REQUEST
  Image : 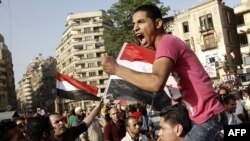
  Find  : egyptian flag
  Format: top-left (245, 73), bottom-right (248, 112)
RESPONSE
top-left (104, 43), bottom-right (172, 110)
top-left (56, 72), bottom-right (100, 100)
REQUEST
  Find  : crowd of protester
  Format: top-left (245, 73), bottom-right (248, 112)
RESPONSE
top-left (3, 3), bottom-right (250, 141)
top-left (1, 81), bottom-right (250, 141)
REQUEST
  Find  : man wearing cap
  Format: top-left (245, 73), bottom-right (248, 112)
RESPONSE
top-left (72, 107), bottom-right (86, 127)
top-left (132, 111), bottom-right (148, 136)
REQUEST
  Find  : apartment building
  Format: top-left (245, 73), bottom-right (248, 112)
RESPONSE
top-left (0, 34), bottom-right (16, 111)
top-left (16, 54), bottom-right (56, 113)
top-left (56, 10), bottom-right (111, 110)
top-left (164, 0), bottom-right (242, 84)
top-left (234, 0), bottom-right (250, 85)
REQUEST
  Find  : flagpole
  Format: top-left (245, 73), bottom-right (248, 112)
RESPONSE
top-left (103, 43), bottom-right (128, 100)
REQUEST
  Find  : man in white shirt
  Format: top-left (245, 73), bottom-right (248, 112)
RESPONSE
top-left (122, 116), bottom-right (149, 141)
top-left (223, 95), bottom-right (242, 125)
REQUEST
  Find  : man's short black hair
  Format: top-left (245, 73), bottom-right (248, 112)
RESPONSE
top-left (133, 4), bottom-right (163, 21)
top-left (26, 116), bottom-right (51, 141)
top-left (223, 94), bottom-right (236, 105)
top-left (0, 120), bottom-right (17, 141)
top-left (160, 104), bottom-right (191, 135)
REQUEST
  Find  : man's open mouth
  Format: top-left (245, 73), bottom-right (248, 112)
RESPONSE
top-left (135, 33), bottom-right (145, 44)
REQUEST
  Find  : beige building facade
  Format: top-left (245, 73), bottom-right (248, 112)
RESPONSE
top-left (235, 0), bottom-right (250, 85)
top-left (16, 54), bottom-right (56, 113)
top-left (0, 34), bottom-right (16, 111)
top-left (165, 0), bottom-right (242, 84)
top-left (56, 10), bottom-right (111, 110)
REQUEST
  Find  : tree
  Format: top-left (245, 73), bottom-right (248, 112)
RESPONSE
top-left (104, 0), bottom-right (169, 57)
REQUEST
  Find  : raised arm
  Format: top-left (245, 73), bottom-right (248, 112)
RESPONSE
top-left (54, 96), bottom-right (60, 114)
top-left (82, 99), bottom-right (103, 127)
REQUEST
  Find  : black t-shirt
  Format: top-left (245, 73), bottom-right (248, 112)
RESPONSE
top-left (61, 122), bottom-right (88, 141)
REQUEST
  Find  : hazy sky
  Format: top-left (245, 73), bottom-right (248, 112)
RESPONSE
top-left (0, 0), bottom-right (240, 86)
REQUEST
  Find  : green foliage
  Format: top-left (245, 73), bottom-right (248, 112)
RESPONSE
top-left (104, 0), bottom-right (169, 57)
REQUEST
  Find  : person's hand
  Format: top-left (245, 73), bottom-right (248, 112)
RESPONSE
top-left (54, 96), bottom-right (59, 104)
top-left (96, 98), bottom-right (104, 110)
top-left (102, 56), bottom-right (119, 75)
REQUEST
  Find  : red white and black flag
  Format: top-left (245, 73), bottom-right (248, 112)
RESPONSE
top-left (104, 43), bottom-right (178, 110)
top-left (56, 72), bottom-right (100, 100)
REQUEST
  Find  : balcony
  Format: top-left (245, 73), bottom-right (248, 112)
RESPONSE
top-left (83, 30), bottom-right (103, 34)
top-left (0, 75), bottom-right (7, 80)
top-left (199, 25), bottom-right (214, 33)
top-left (95, 41), bottom-right (104, 48)
top-left (75, 58), bottom-right (102, 64)
top-left (0, 67), bottom-right (5, 72)
top-left (24, 87), bottom-right (32, 92)
top-left (24, 92), bottom-right (32, 97)
top-left (26, 96), bottom-right (32, 100)
top-left (24, 83), bottom-right (31, 88)
top-left (201, 43), bottom-right (218, 51)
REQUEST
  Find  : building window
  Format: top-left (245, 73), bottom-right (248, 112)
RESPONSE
top-left (90, 81), bottom-right (97, 86)
top-left (98, 70), bottom-right (103, 75)
top-left (101, 88), bottom-right (105, 93)
top-left (236, 14), bottom-right (244, 26)
top-left (224, 11), bottom-right (231, 24)
top-left (74, 45), bottom-right (83, 50)
top-left (93, 27), bottom-right (100, 32)
top-left (87, 54), bottom-right (94, 58)
top-left (86, 44), bottom-right (94, 50)
top-left (207, 14), bottom-right (213, 28)
top-left (244, 56), bottom-right (250, 65)
top-left (88, 63), bottom-right (95, 68)
top-left (199, 13), bottom-right (214, 32)
top-left (182, 22), bottom-right (189, 33)
top-left (80, 72), bottom-right (86, 78)
top-left (97, 62), bottom-right (101, 67)
top-left (84, 27), bottom-right (91, 33)
top-left (202, 33), bottom-right (217, 50)
top-left (96, 53), bottom-right (102, 58)
top-left (239, 33), bottom-right (248, 47)
top-left (94, 36), bottom-right (101, 41)
top-left (85, 36), bottom-right (92, 41)
top-left (81, 64), bottom-right (85, 68)
top-left (80, 55), bottom-right (85, 59)
top-left (100, 79), bottom-right (105, 85)
top-left (206, 57), bottom-right (215, 64)
top-left (89, 72), bottom-right (96, 76)
top-left (227, 30), bottom-right (232, 43)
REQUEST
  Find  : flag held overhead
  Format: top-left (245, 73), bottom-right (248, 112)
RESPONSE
top-left (56, 72), bottom-right (100, 100)
top-left (104, 43), bottom-right (176, 110)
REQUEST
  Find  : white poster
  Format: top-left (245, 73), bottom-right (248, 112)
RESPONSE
top-left (204, 63), bottom-right (217, 78)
